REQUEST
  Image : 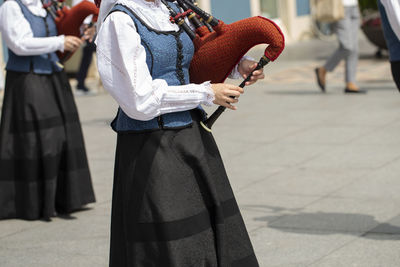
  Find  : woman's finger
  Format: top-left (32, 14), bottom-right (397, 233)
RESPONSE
top-left (220, 101), bottom-right (236, 110)
top-left (229, 85), bottom-right (244, 94)
top-left (226, 89), bottom-right (241, 98)
top-left (250, 73), bottom-right (265, 80)
top-left (223, 96), bottom-right (238, 103)
top-left (252, 70), bottom-right (264, 76)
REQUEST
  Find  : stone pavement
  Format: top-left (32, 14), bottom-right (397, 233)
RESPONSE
top-left (1, 35), bottom-right (400, 267)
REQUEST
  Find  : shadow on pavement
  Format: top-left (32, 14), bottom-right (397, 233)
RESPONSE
top-left (244, 204), bottom-right (400, 240)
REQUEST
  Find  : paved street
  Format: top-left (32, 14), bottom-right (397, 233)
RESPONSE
top-left (1, 35), bottom-right (400, 267)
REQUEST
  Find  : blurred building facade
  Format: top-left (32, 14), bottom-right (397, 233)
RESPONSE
top-left (198, 0), bottom-right (313, 43)
top-left (0, 0), bottom-right (314, 69)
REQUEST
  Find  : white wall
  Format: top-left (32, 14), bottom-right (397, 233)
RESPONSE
top-left (276, 0), bottom-right (312, 43)
top-left (250, 0), bottom-right (260, 17)
top-left (197, 0), bottom-right (211, 13)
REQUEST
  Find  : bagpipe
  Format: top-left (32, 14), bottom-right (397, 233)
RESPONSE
top-left (162, 0), bottom-right (286, 131)
top-left (43, 0), bottom-right (99, 63)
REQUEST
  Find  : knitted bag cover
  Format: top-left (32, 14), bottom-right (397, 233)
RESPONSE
top-left (55, 0), bottom-right (99, 61)
top-left (189, 16), bottom-right (285, 84)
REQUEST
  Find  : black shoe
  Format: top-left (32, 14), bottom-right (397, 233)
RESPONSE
top-left (75, 85), bottom-right (96, 96)
top-left (315, 68), bottom-right (326, 92)
top-left (76, 85), bottom-right (90, 92)
top-left (344, 88), bottom-right (367, 94)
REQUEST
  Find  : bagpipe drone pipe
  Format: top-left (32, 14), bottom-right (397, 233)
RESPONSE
top-left (43, 0), bottom-right (99, 63)
top-left (163, 0), bottom-right (286, 131)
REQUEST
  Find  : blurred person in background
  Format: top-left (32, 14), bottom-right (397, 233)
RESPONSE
top-left (73, 0), bottom-right (97, 95)
top-left (378, 0), bottom-right (400, 92)
top-left (315, 0), bottom-right (366, 93)
top-left (0, 0), bottom-right (95, 221)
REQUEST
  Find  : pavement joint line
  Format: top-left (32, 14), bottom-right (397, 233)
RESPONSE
top-left (236, 169), bottom-right (287, 193)
top-left (267, 115), bottom-right (400, 170)
top-left (362, 214), bottom-right (400, 236)
top-left (220, 104), bottom-right (400, 214)
top-left (340, 116), bottom-right (400, 146)
top-left (254, 225), bottom-right (375, 235)
top-left (225, 122), bottom-right (323, 147)
top-left (307, 214), bottom-right (400, 267)
top-left (249, 152), bottom-right (400, 238)
top-left (247, 169), bottom-right (371, 236)
top-left (242, 192), bottom-right (361, 200)
top-left (306, 234), bottom-right (369, 266)
top-left (0, 223), bottom-right (43, 241)
top-left (225, 119), bottom-right (335, 166)
top-left (93, 199), bottom-right (112, 206)
top-left (235, 141), bottom-right (375, 193)
top-left (1, 235), bottom-right (110, 250)
top-left (373, 153), bottom-right (400, 170)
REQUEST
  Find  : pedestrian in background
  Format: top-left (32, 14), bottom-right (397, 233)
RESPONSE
top-left (0, 0), bottom-right (95, 221)
top-left (315, 0), bottom-right (366, 93)
top-left (378, 0), bottom-right (400, 92)
top-left (73, 0), bottom-right (97, 95)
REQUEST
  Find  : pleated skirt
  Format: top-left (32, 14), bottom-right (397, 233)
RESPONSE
top-left (0, 71), bottom-right (95, 220)
top-left (110, 110), bottom-right (259, 267)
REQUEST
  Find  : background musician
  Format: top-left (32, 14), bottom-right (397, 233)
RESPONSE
top-left (73, 0), bottom-right (98, 95)
top-left (0, 0), bottom-right (96, 221)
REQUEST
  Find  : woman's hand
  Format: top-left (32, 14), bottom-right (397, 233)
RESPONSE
top-left (82, 24), bottom-right (96, 42)
top-left (64, 36), bottom-right (84, 52)
top-left (238, 59), bottom-right (265, 86)
top-left (211, 83), bottom-right (244, 110)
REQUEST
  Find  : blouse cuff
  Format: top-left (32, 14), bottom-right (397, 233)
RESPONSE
top-left (58, 35), bottom-right (65, 53)
top-left (201, 81), bottom-right (215, 106)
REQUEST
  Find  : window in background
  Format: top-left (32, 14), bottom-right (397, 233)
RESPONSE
top-left (296, 0), bottom-right (310, 16)
top-left (260, 0), bottom-right (279, 19)
top-left (211, 0), bottom-right (251, 24)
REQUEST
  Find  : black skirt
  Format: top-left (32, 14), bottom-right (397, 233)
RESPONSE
top-left (0, 71), bottom-right (95, 220)
top-left (110, 110), bottom-right (259, 267)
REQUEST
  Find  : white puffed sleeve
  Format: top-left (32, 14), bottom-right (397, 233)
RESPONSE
top-left (96, 12), bottom-right (214, 121)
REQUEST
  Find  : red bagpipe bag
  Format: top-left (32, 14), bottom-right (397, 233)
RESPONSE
top-left (55, 0), bottom-right (99, 61)
top-left (189, 16), bottom-right (285, 84)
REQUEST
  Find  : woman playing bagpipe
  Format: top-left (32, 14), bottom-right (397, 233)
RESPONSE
top-left (95, 0), bottom-right (274, 265)
top-left (0, 0), bottom-right (96, 221)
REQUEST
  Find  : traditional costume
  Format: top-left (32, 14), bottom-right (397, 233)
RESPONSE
top-left (0, 0), bottom-right (95, 220)
top-left (96, 0), bottom-right (259, 266)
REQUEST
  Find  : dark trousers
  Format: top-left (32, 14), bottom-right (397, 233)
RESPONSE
top-left (391, 61), bottom-right (400, 92)
top-left (76, 41), bottom-right (96, 88)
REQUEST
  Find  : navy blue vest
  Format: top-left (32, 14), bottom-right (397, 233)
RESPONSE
top-left (109, 4), bottom-right (206, 132)
top-left (6, 0), bottom-right (62, 74)
top-left (378, 1), bottom-right (400, 62)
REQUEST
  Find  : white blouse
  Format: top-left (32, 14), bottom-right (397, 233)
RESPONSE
top-left (381, 0), bottom-right (400, 41)
top-left (96, 0), bottom-right (218, 121)
top-left (0, 0), bottom-right (65, 56)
